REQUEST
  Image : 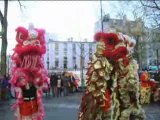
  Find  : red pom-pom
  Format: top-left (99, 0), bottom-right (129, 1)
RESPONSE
top-left (103, 50), bottom-right (113, 59)
top-left (103, 46), bottom-right (128, 61)
top-left (105, 33), bottom-right (119, 45)
top-left (103, 33), bottom-right (120, 50)
top-left (111, 46), bottom-right (128, 61)
top-left (94, 32), bottom-right (106, 42)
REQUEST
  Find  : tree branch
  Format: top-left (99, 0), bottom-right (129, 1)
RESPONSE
top-left (0, 10), bottom-right (3, 22)
top-left (4, 0), bottom-right (8, 20)
top-left (17, 0), bottom-right (25, 12)
top-left (0, 10), bottom-right (3, 27)
top-left (153, 17), bottom-right (160, 28)
top-left (153, 0), bottom-right (160, 10)
top-left (140, 0), bottom-right (160, 10)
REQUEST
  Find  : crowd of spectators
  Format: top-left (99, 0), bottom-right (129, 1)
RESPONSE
top-left (0, 74), bottom-right (14, 100)
top-left (44, 71), bottom-right (80, 97)
top-left (0, 70), bottom-right (80, 101)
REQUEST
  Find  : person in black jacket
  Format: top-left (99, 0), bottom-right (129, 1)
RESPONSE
top-left (50, 73), bottom-right (58, 97)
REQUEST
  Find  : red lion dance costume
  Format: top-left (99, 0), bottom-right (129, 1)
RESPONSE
top-left (78, 32), bottom-right (145, 120)
top-left (10, 24), bottom-right (48, 120)
top-left (140, 71), bottom-right (155, 104)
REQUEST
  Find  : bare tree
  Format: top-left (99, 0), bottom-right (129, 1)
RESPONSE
top-left (100, 1), bottom-right (159, 68)
top-left (0, 0), bottom-right (8, 76)
top-left (109, 1), bottom-right (145, 69)
top-left (0, 0), bottom-right (24, 76)
top-left (140, 0), bottom-right (160, 28)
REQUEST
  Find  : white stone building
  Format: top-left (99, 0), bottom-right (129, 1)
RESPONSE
top-left (43, 38), bottom-right (96, 73)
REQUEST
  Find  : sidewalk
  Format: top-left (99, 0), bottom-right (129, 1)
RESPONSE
top-left (0, 93), bottom-right (160, 120)
top-left (143, 102), bottom-right (160, 120)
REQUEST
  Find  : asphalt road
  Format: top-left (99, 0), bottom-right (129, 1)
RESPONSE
top-left (0, 93), bottom-right (160, 120)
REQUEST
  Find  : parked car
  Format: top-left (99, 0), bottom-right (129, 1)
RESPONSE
top-left (148, 65), bottom-right (159, 72)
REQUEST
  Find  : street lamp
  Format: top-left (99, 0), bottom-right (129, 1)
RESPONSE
top-left (156, 49), bottom-right (159, 70)
top-left (47, 48), bottom-right (49, 70)
top-left (100, 0), bottom-right (103, 32)
top-left (47, 39), bottom-right (52, 70)
top-left (8, 54), bottom-right (11, 75)
top-left (80, 43), bottom-right (85, 89)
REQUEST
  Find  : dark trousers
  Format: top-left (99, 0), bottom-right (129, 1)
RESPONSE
top-left (57, 87), bottom-right (61, 97)
top-left (64, 86), bottom-right (69, 96)
top-left (52, 86), bottom-right (58, 97)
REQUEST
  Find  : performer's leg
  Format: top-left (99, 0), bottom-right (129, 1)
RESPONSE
top-left (51, 87), bottom-right (54, 97)
top-left (54, 87), bottom-right (58, 97)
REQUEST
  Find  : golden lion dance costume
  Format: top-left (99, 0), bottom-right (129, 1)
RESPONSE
top-left (140, 71), bottom-right (155, 104)
top-left (10, 24), bottom-right (48, 120)
top-left (78, 32), bottom-right (145, 120)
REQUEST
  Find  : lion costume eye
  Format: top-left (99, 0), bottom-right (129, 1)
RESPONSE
top-left (34, 40), bottom-right (40, 46)
top-left (18, 77), bottom-right (25, 81)
top-left (23, 40), bottom-right (31, 46)
top-left (108, 38), bottom-right (114, 44)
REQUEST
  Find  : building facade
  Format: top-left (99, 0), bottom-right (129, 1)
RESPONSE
top-left (43, 39), bottom-right (96, 73)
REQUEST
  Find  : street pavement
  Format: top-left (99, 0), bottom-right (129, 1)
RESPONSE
top-left (0, 93), bottom-right (160, 120)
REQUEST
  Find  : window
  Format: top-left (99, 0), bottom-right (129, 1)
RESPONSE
top-left (64, 43), bottom-right (68, 51)
top-left (64, 43), bottom-right (68, 55)
top-left (73, 56), bottom-right (76, 69)
top-left (82, 43), bottom-right (84, 50)
top-left (55, 51), bottom-right (59, 56)
top-left (55, 43), bottom-right (59, 55)
top-left (89, 43), bottom-right (93, 60)
top-left (64, 56), bottom-right (67, 69)
top-left (72, 43), bottom-right (76, 53)
top-left (55, 43), bottom-right (59, 50)
top-left (55, 58), bottom-right (59, 68)
top-left (73, 56), bottom-right (76, 60)
top-left (73, 56), bottom-right (76, 62)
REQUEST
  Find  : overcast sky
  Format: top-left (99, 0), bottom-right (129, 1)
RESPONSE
top-left (0, 1), bottom-right (138, 54)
